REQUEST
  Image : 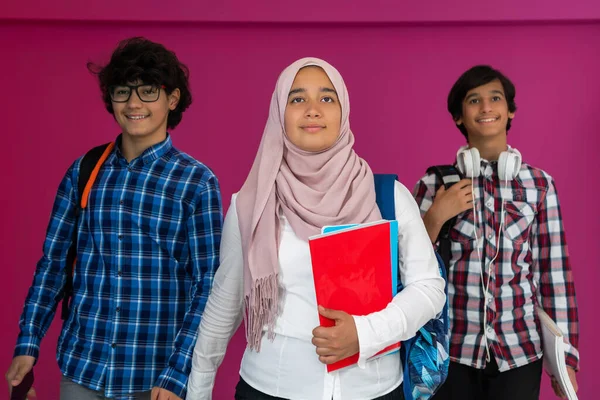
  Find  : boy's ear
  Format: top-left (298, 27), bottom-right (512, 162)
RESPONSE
top-left (455, 116), bottom-right (463, 126)
top-left (168, 88), bottom-right (181, 110)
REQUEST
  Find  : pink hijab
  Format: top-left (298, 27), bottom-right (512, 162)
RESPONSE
top-left (236, 57), bottom-right (381, 351)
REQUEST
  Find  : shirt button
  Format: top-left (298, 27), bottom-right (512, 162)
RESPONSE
top-left (488, 233), bottom-right (493, 239)
top-left (116, 307), bottom-right (121, 313)
top-left (111, 343), bottom-right (117, 348)
top-left (486, 201), bottom-right (492, 207)
top-left (487, 326), bottom-right (494, 334)
top-left (117, 270), bottom-right (123, 277)
top-left (118, 235), bottom-right (123, 240)
top-left (120, 200), bottom-right (124, 205)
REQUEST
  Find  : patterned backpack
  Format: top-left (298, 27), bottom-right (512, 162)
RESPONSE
top-left (373, 174), bottom-right (450, 400)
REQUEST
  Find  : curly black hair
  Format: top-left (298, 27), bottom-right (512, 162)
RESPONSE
top-left (88, 37), bottom-right (192, 129)
top-left (447, 65), bottom-right (517, 140)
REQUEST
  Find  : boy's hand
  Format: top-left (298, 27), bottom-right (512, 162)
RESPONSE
top-left (429, 178), bottom-right (473, 224)
top-left (151, 387), bottom-right (182, 400)
top-left (550, 366), bottom-right (578, 399)
top-left (423, 179), bottom-right (473, 242)
top-left (5, 356), bottom-right (36, 398)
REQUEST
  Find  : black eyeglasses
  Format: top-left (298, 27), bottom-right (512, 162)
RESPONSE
top-left (108, 84), bottom-right (166, 103)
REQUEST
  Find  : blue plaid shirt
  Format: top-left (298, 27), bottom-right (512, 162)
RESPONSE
top-left (15, 135), bottom-right (223, 399)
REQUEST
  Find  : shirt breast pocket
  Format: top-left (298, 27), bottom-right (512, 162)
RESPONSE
top-left (449, 209), bottom-right (479, 245)
top-left (503, 201), bottom-right (536, 244)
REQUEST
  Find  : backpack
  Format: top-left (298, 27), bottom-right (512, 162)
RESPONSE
top-left (373, 173), bottom-right (450, 400)
top-left (61, 142), bottom-right (114, 320)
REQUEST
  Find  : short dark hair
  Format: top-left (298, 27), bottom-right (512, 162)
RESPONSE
top-left (447, 65), bottom-right (516, 139)
top-left (88, 37), bottom-right (192, 129)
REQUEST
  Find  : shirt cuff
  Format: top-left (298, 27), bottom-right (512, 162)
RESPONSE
top-left (155, 366), bottom-right (188, 399)
top-left (564, 343), bottom-right (580, 371)
top-left (13, 335), bottom-right (41, 360)
top-left (353, 315), bottom-right (378, 369)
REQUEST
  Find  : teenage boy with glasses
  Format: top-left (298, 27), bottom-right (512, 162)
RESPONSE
top-left (6, 37), bottom-right (223, 400)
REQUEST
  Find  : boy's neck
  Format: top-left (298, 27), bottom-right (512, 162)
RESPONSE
top-left (121, 131), bottom-right (167, 162)
top-left (467, 133), bottom-right (508, 161)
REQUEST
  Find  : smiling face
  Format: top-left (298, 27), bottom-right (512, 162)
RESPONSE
top-left (111, 80), bottom-right (180, 142)
top-left (455, 79), bottom-right (515, 142)
top-left (283, 66), bottom-right (342, 152)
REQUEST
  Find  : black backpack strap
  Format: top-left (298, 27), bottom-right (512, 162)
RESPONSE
top-left (425, 165), bottom-right (462, 276)
top-left (426, 165), bottom-right (462, 189)
top-left (62, 142), bottom-right (112, 320)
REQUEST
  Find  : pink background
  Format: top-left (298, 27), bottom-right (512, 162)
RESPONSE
top-left (1, 2), bottom-right (599, 399)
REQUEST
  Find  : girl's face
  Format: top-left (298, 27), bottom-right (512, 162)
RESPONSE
top-left (284, 66), bottom-right (341, 152)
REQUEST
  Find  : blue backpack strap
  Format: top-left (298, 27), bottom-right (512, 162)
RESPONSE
top-left (374, 173), bottom-right (398, 221)
top-left (374, 173), bottom-right (402, 291)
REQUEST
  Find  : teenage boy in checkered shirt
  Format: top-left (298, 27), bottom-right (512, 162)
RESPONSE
top-left (6, 37), bottom-right (223, 400)
top-left (413, 65), bottom-right (579, 400)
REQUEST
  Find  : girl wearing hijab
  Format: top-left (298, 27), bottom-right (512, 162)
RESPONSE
top-left (187, 58), bottom-right (445, 400)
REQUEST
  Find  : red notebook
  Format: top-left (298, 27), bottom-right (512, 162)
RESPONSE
top-left (309, 220), bottom-right (400, 372)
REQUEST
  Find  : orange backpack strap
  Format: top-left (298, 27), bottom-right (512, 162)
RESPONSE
top-left (80, 142), bottom-right (115, 209)
top-left (62, 142), bottom-right (114, 320)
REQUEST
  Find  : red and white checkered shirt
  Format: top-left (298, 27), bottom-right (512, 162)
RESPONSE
top-left (413, 159), bottom-right (579, 372)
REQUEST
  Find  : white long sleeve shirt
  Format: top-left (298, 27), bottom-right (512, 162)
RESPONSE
top-left (188, 181), bottom-right (445, 400)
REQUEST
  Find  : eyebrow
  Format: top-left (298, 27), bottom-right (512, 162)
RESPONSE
top-left (288, 87), bottom-right (338, 97)
top-left (465, 89), bottom-right (505, 101)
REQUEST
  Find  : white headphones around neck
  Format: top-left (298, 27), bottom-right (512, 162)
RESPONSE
top-left (456, 145), bottom-right (522, 181)
top-left (455, 144), bottom-right (522, 363)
